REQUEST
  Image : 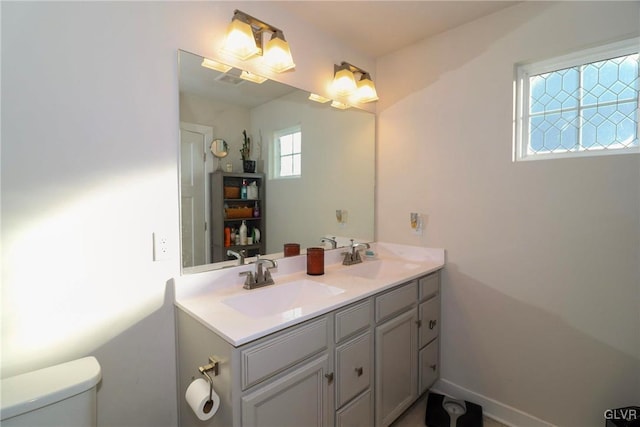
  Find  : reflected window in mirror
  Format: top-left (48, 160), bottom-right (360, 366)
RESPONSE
top-left (273, 125), bottom-right (302, 179)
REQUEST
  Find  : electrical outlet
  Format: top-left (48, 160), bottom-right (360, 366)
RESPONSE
top-left (153, 233), bottom-right (169, 261)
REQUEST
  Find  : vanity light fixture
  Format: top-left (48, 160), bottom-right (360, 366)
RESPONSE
top-left (356, 72), bottom-right (379, 103)
top-left (201, 58), bottom-right (232, 73)
top-left (331, 61), bottom-right (379, 103)
top-left (239, 70), bottom-right (267, 84)
top-left (331, 63), bottom-right (358, 97)
top-left (308, 93), bottom-right (331, 103)
top-left (221, 10), bottom-right (295, 73)
top-left (330, 100), bottom-right (351, 110)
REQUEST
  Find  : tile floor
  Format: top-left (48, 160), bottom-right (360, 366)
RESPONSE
top-left (391, 394), bottom-right (509, 427)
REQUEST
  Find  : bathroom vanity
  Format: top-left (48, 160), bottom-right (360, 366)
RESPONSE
top-left (173, 243), bottom-right (444, 427)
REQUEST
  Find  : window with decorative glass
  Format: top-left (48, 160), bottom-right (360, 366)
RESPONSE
top-left (514, 38), bottom-right (639, 161)
top-left (272, 126), bottom-right (302, 178)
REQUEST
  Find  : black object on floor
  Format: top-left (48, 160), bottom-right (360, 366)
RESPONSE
top-left (425, 392), bottom-right (483, 427)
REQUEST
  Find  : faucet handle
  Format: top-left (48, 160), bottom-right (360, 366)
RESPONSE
top-left (239, 271), bottom-right (255, 288)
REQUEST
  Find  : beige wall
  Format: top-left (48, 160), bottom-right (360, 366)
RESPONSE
top-left (376, 2), bottom-right (640, 425)
top-left (1, 2), bottom-right (372, 426)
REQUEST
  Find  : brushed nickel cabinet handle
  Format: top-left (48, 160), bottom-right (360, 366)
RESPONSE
top-left (429, 320), bottom-right (437, 330)
top-left (325, 372), bottom-right (334, 384)
top-left (355, 367), bottom-right (363, 377)
top-left (430, 364), bottom-right (437, 371)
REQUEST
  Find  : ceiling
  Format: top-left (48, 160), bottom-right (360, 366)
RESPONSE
top-left (274, 1), bottom-right (520, 58)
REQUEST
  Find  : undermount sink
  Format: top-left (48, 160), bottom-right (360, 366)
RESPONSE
top-left (222, 279), bottom-right (345, 318)
top-left (339, 259), bottom-right (422, 280)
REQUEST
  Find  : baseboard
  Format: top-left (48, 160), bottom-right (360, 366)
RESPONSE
top-left (431, 379), bottom-right (556, 427)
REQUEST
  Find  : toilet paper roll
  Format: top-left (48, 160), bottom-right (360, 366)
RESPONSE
top-left (185, 378), bottom-right (220, 421)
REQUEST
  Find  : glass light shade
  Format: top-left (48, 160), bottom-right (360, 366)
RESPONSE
top-left (263, 35), bottom-right (295, 72)
top-left (221, 19), bottom-right (260, 60)
top-left (201, 58), bottom-right (232, 73)
top-left (355, 76), bottom-right (379, 103)
top-left (330, 100), bottom-right (351, 110)
top-left (239, 70), bottom-right (267, 84)
top-left (308, 93), bottom-right (331, 103)
top-left (332, 68), bottom-right (357, 96)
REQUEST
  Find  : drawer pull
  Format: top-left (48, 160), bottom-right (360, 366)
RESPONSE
top-left (355, 367), bottom-right (363, 377)
top-left (325, 372), bottom-right (334, 384)
top-left (429, 320), bottom-right (437, 330)
top-left (430, 364), bottom-right (437, 371)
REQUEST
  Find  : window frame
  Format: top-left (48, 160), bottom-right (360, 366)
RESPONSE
top-left (271, 125), bottom-right (302, 179)
top-left (514, 38), bottom-right (640, 161)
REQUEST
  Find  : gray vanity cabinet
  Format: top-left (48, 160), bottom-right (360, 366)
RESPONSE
top-left (333, 300), bottom-right (374, 426)
top-left (176, 270), bottom-right (441, 427)
top-left (417, 273), bottom-right (440, 395)
top-left (241, 354), bottom-right (331, 427)
top-left (374, 282), bottom-right (419, 427)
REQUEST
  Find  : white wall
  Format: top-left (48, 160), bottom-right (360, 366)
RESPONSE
top-left (251, 93), bottom-right (375, 253)
top-left (180, 91), bottom-right (251, 173)
top-left (0, 2), bottom-right (373, 426)
top-left (376, 2), bottom-right (640, 426)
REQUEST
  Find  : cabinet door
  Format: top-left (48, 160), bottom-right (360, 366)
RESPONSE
top-left (336, 390), bottom-right (373, 427)
top-left (418, 295), bottom-right (440, 348)
top-left (375, 309), bottom-right (418, 427)
top-left (419, 338), bottom-right (439, 395)
top-left (242, 354), bottom-right (331, 427)
top-left (336, 332), bottom-right (372, 408)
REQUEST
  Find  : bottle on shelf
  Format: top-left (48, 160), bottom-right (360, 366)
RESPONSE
top-left (239, 220), bottom-right (248, 245)
top-left (241, 179), bottom-right (248, 200)
top-left (224, 227), bottom-right (231, 247)
top-left (253, 201), bottom-right (260, 218)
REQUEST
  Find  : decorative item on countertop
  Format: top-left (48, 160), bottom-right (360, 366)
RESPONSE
top-left (306, 247), bottom-right (325, 275)
top-left (241, 130), bottom-right (256, 173)
top-left (284, 243), bottom-right (300, 257)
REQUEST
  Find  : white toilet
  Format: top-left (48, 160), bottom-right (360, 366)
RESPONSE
top-left (0, 356), bottom-right (101, 427)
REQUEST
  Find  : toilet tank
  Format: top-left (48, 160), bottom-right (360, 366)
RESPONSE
top-left (0, 357), bottom-right (101, 427)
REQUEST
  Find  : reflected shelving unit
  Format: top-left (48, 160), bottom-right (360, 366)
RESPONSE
top-left (210, 171), bottom-right (266, 262)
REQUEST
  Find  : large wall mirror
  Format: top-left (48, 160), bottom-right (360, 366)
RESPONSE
top-left (178, 49), bottom-right (375, 273)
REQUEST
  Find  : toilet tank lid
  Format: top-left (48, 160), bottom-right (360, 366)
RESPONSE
top-left (0, 356), bottom-right (101, 420)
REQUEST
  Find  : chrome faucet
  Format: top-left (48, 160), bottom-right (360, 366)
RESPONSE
top-left (227, 249), bottom-right (246, 265)
top-left (321, 236), bottom-right (338, 249)
top-left (342, 240), bottom-right (370, 265)
top-left (239, 255), bottom-right (278, 290)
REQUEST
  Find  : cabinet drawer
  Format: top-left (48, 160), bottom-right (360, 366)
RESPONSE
top-left (241, 317), bottom-right (328, 390)
top-left (336, 332), bottom-right (372, 408)
top-left (419, 338), bottom-right (439, 395)
top-left (418, 272), bottom-right (440, 301)
top-left (336, 390), bottom-right (373, 427)
top-left (335, 300), bottom-right (372, 343)
top-left (375, 281), bottom-right (417, 323)
top-left (418, 295), bottom-right (440, 348)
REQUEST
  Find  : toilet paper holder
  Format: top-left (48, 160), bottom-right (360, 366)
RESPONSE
top-left (198, 356), bottom-right (219, 407)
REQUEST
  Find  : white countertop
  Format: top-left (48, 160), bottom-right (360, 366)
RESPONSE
top-left (172, 242), bottom-right (445, 347)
